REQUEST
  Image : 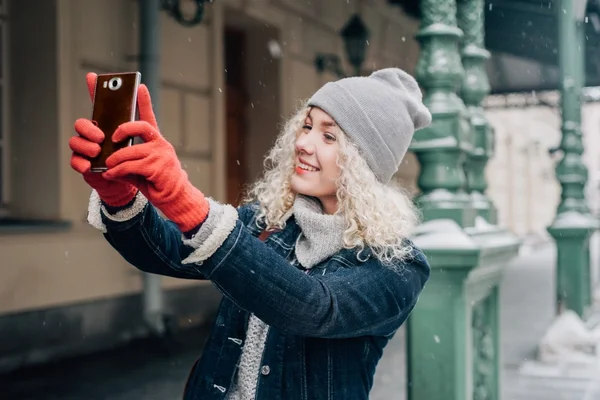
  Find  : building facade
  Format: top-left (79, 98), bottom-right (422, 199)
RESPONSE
top-left (0, 0), bottom-right (423, 371)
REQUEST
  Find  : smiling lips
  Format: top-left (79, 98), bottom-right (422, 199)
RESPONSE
top-left (298, 162), bottom-right (318, 172)
top-left (296, 158), bottom-right (320, 174)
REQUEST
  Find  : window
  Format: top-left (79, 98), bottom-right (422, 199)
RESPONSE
top-left (0, 0), bottom-right (8, 217)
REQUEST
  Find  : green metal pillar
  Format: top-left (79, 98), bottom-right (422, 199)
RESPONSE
top-left (457, 0), bottom-right (497, 224)
top-left (455, 3), bottom-right (518, 397)
top-left (408, 222), bottom-right (480, 400)
top-left (555, 0), bottom-right (588, 216)
top-left (547, 0), bottom-right (597, 318)
top-left (409, 220), bottom-right (519, 400)
top-left (408, 1), bottom-right (521, 399)
top-left (410, 0), bottom-right (476, 228)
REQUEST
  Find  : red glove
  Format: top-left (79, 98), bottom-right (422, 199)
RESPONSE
top-left (70, 73), bottom-right (138, 207)
top-left (101, 83), bottom-right (210, 233)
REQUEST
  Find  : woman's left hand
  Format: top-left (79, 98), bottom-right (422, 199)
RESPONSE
top-left (102, 84), bottom-right (209, 233)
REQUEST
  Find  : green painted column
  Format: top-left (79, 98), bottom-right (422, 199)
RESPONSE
top-left (551, 220), bottom-right (594, 315)
top-left (408, 221), bottom-right (480, 400)
top-left (455, 3), bottom-right (514, 398)
top-left (555, 0), bottom-right (588, 216)
top-left (408, 221), bottom-right (520, 400)
top-left (408, 1), bottom-right (482, 399)
top-left (410, 0), bottom-right (476, 228)
top-left (457, 0), bottom-right (497, 224)
top-left (547, 0), bottom-right (597, 318)
top-left (408, 3), bottom-right (521, 399)
top-left (463, 226), bottom-right (519, 400)
top-left (472, 287), bottom-right (500, 400)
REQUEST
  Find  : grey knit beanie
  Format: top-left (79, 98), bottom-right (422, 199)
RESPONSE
top-left (307, 68), bottom-right (431, 184)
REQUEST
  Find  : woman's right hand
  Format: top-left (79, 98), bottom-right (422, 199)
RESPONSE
top-left (69, 73), bottom-right (138, 207)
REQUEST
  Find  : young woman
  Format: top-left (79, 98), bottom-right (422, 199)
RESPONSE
top-left (69, 67), bottom-right (432, 400)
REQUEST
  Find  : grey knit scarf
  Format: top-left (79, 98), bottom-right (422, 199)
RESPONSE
top-left (226, 195), bottom-right (345, 400)
top-left (293, 195), bottom-right (345, 269)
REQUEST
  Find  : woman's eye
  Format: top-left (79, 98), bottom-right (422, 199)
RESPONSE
top-left (302, 125), bottom-right (312, 131)
top-left (324, 133), bottom-right (337, 142)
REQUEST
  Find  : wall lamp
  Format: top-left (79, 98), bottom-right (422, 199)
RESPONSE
top-left (315, 14), bottom-right (370, 78)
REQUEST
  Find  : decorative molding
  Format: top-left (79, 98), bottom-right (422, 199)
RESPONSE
top-left (483, 87), bottom-right (600, 109)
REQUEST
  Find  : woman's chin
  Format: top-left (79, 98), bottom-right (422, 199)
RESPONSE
top-left (290, 178), bottom-right (314, 197)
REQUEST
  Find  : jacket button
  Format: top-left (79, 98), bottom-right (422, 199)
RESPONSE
top-left (261, 365), bottom-right (270, 376)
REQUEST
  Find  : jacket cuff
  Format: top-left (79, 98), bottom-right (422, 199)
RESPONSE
top-left (87, 189), bottom-right (149, 233)
top-left (181, 198), bottom-right (239, 265)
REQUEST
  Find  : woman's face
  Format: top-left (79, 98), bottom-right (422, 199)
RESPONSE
top-left (290, 107), bottom-right (341, 214)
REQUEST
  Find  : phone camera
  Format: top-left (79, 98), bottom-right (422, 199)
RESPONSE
top-left (108, 77), bottom-right (123, 91)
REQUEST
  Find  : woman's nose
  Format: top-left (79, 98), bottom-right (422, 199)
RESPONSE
top-left (296, 132), bottom-right (315, 154)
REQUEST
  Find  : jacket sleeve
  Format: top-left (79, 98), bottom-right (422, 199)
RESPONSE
top-left (88, 190), bottom-right (430, 338)
top-left (195, 223), bottom-right (430, 339)
top-left (87, 190), bottom-right (249, 280)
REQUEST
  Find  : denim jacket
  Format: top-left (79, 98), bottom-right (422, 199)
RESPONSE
top-left (92, 192), bottom-right (430, 400)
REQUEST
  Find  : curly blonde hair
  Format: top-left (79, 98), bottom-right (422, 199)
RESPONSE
top-left (243, 102), bottom-right (420, 265)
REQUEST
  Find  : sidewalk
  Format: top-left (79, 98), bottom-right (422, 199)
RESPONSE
top-left (1, 245), bottom-right (598, 399)
top-left (0, 325), bottom-right (211, 400)
top-left (498, 244), bottom-right (595, 400)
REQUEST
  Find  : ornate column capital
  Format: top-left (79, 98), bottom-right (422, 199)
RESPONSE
top-left (410, 0), bottom-right (476, 227)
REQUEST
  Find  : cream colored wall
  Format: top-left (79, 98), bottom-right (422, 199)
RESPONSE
top-left (582, 103), bottom-right (600, 216)
top-left (485, 101), bottom-right (600, 238)
top-left (1, 0), bottom-right (223, 315)
top-left (1, 0), bottom-right (421, 316)
top-left (486, 106), bottom-right (561, 237)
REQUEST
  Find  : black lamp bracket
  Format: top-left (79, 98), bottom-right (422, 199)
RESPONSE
top-left (315, 53), bottom-right (347, 78)
top-left (161, 0), bottom-right (208, 27)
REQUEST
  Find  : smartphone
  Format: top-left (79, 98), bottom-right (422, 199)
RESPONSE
top-left (89, 72), bottom-right (142, 172)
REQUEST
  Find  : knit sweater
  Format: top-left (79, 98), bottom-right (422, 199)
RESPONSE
top-left (226, 195), bottom-right (345, 400)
